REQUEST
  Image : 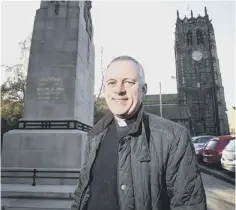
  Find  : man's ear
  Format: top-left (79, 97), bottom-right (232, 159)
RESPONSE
top-left (142, 83), bottom-right (147, 96)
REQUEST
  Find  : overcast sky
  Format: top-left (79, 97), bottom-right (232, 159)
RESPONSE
top-left (1, 1), bottom-right (235, 109)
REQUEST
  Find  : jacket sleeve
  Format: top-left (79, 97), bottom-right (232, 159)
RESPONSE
top-left (165, 128), bottom-right (207, 210)
top-left (71, 137), bottom-right (91, 210)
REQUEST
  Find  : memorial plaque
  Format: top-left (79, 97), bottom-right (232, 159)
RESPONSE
top-left (37, 76), bottom-right (64, 100)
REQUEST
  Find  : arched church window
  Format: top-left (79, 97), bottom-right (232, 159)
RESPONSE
top-left (197, 30), bottom-right (204, 45)
top-left (186, 30), bottom-right (192, 46)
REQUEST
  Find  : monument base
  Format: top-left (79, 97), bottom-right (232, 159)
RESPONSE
top-left (1, 129), bottom-right (87, 185)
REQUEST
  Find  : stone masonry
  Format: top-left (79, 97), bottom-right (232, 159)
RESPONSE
top-left (2, 1), bottom-right (95, 185)
top-left (174, 7), bottom-right (229, 136)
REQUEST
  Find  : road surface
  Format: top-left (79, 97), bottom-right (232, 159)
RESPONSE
top-left (202, 173), bottom-right (235, 210)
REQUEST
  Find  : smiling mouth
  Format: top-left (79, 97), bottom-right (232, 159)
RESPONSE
top-left (113, 98), bottom-right (128, 102)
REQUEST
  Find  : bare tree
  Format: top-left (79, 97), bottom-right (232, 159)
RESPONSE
top-left (1, 36), bottom-right (31, 124)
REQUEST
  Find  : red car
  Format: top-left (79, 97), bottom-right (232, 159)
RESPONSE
top-left (202, 135), bottom-right (235, 165)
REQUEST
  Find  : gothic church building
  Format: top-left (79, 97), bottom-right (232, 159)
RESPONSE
top-left (144, 7), bottom-right (229, 136)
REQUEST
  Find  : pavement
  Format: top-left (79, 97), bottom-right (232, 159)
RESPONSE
top-left (1, 171), bottom-right (235, 210)
top-left (203, 173), bottom-right (235, 210)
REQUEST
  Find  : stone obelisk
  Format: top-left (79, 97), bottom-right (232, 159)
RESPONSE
top-left (2, 1), bottom-right (95, 185)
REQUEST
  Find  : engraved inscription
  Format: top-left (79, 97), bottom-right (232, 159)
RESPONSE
top-left (37, 76), bottom-right (64, 100)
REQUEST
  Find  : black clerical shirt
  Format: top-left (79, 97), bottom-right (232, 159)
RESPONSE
top-left (86, 116), bottom-right (136, 210)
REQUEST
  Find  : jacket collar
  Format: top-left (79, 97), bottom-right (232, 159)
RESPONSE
top-left (88, 104), bottom-right (144, 138)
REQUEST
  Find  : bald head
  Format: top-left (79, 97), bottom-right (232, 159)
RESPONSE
top-left (106, 55), bottom-right (145, 85)
top-left (103, 55), bottom-right (147, 119)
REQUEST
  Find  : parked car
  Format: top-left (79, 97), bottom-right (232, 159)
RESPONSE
top-left (221, 139), bottom-right (236, 172)
top-left (191, 135), bottom-right (216, 161)
top-left (202, 135), bottom-right (235, 165)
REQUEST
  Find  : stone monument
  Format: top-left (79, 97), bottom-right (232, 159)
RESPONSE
top-left (2, 0), bottom-right (95, 185)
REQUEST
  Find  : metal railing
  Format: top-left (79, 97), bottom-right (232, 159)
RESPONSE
top-left (16, 120), bottom-right (92, 132)
top-left (1, 168), bottom-right (81, 186)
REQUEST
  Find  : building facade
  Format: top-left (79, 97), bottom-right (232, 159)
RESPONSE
top-left (174, 7), bottom-right (229, 136)
top-left (143, 94), bottom-right (193, 133)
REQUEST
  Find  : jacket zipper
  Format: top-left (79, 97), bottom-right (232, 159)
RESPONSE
top-left (117, 137), bottom-right (123, 209)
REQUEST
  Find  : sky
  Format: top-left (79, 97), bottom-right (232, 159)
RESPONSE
top-left (1, 0), bottom-right (235, 110)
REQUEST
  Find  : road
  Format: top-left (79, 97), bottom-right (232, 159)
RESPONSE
top-left (202, 173), bottom-right (235, 210)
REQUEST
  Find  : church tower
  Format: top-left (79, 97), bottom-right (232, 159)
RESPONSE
top-left (174, 7), bottom-right (229, 136)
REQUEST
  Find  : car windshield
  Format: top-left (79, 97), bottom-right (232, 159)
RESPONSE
top-left (191, 137), bottom-right (199, 142)
top-left (225, 140), bottom-right (235, 152)
top-left (202, 137), bottom-right (213, 143)
top-left (205, 140), bottom-right (218, 150)
top-left (192, 136), bottom-right (215, 143)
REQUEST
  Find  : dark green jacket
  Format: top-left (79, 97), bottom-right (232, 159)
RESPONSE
top-left (71, 106), bottom-right (207, 210)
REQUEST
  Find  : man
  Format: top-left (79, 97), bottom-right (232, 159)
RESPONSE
top-left (71, 56), bottom-right (207, 210)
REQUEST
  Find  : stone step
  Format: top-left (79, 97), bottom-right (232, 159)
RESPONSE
top-left (1, 184), bottom-right (75, 209)
top-left (1, 191), bottom-right (73, 199)
top-left (1, 198), bottom-right (72, 210)
top-left (1, 184), bottom-right (75, 199)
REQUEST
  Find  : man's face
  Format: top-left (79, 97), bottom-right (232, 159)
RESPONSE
top-left (104, 60), bottom-right (147, 119)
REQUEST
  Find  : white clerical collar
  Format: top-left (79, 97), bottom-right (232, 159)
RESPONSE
top-left (114, 116), bottom-right (127, 127)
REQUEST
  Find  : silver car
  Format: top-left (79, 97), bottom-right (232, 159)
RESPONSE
top-left (221, 140), bottom-right (236, 172)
